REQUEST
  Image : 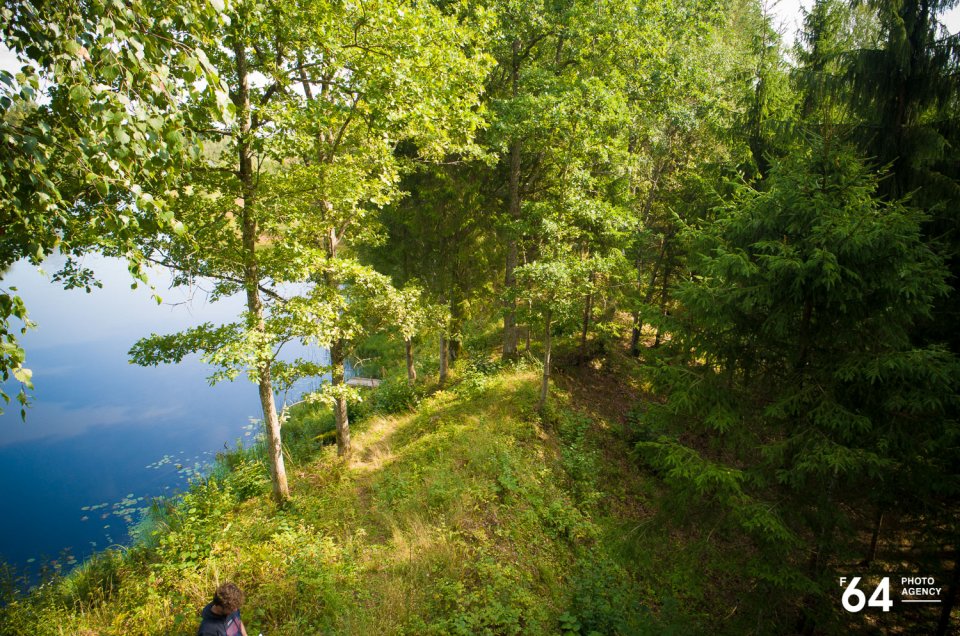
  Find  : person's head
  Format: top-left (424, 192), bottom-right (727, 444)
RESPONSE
top-left (212, 582), bottom-right (244, 614)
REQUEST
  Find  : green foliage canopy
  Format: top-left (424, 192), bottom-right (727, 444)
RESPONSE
top-left (0, 0), bottom-right (230, 413)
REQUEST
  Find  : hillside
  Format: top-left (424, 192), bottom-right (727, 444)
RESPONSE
top-left (3, 0), bottom-right (960, 633)
top-left (0, 356), bottom-right (719, 635)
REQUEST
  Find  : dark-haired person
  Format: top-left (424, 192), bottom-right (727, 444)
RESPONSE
top-left (197, 582), bottom-right (249, 636)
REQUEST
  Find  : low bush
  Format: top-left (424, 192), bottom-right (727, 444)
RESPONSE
top-left (369, 376), bottom-right (423, 415)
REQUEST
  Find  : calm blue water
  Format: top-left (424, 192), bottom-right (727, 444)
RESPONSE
top-left (0, 256), bottom-right (323, 579)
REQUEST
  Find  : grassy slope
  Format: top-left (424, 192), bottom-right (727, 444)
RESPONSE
top-left (1, 355), bottom-right (724, 635)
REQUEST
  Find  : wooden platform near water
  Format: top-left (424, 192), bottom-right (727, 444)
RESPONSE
top-left (346, 377), bottom-right (381, 388)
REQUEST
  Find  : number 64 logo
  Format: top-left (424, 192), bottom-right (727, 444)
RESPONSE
top-left (840, 577), bottom-right (893, 612)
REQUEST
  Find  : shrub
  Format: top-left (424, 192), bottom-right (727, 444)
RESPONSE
top-left (152, 478), bottom-right (236, 574)
top-left (454, 357), bottom-right (505, 398)
top-left (225, 458), bottom-right (270, 501)
top-left (370, 377), bottom-right (422, 414)
top-left (420, 558), bottom-right (543, 635)
top-left (566, 552), bottom-right (645, 635)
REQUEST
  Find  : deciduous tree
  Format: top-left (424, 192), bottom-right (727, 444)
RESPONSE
top-left (130, 0), bottom-right (490, 500)
top-left (0, 0), bottom-right (228, 414)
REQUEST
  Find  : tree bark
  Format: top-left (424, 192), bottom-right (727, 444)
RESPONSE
top-left (538, 307), bottom-right (552, 413)
top-left (324, 226), bottom-right (350, 457)
top-left (629, 310), bottom-right (642, 357)
top-left (863, 509), bottom-right (883, 565)
top-left (297, 47), bottom-right (350, 458)
top-left (405, 337), bottom-right (416, 385)
top-left (749, 23), bottom-right (772, 180)
top-left (449, 293), bottom-right (464, 362)
top-left (579, 269), bottom-right (595, 360)
top-left (330, 335), bottom-right (350, 457)
top-left (635, 235), bottom-right (670, 352)
top-left (235, 35), bottom-right (289, 502)
top-left (439, 335), bottom-right (448, 385)
top-left (502, 38), bottom-right (522, 361)
top-left (797, 478), bottom-right (839, 635)
top-left (502, 141), bottom-right (521, 360)
top-left (629, 153), bottom-right (671, 356)
top-left (653, 264), bottom-right (670, 348)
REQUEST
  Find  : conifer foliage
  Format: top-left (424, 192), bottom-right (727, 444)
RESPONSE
top-left (637, 137), bottom-right (957, 631)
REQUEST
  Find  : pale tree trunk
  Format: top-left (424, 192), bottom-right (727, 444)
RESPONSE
top-left (325, 227), bottom-right (350, 457)
top-left (298, 52), bottom-right (350, 456)
top-left (330, 337), bottom-right (350, 457)
top-left (439, 335), bottom-right (449, 385)
top-left (405, 338), bottom-right (416, 385)
top-left (538, 307), bottom-right (552, 413)
top-left (502, 38), bottom-right (522, 361)
top-left (502, 140), bottom-right (521, 360)
top-left (235, 36), bottom-right (289, 502)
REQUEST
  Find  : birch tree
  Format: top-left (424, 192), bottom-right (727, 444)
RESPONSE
top-left (130, 0), bottom-right (490, 501)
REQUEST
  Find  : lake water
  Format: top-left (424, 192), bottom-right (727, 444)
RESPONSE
top-left (0, 256), bottom-right (324, 581)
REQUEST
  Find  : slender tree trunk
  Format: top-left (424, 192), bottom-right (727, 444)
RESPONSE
top-left (863, 509), bottom-right (883, 565)
top-left (255, 367), bottom-right (288, 500)
top-left (580, 269), bottom-right (595, 360)
top-left (538, 307), bottom-right (552, 412)
top-left (502, 38), bottom-right (522, 361)
top-left (749, 26), bottom-right (772, 181)
top-left (796, 298), bottom-right (813, 374)
top-left (630, 153), bottom-right (671, 356)
top-left (234, 36), bottom-right (289, 502)
top-left (632, 245), bottom-right (666, 353)
top-left (330, 336), bottom-right (350, 457)
top-left (630, 310), bottom-right (642, 357)
top-left (644, 238), bottom-right (668, 304)
top-left (653, 264), bottom-right (670, 348)
top-left (301, 45), bottom-right (349, 457)
top-left (631, 234), bottom-right (670, 356)
top-left (503, 141), bottom-right (521, 360)
top-left (405, 338), bottom-right (416, 385)
top-left (449, 292), bottom-right (463, 362)
top-left (325, 226), bottom-right (350, 457)
top-left (439, 335), bottom-right (448, 385)
top-left (797, 479), bottom-right (839, 635)
top-left (443, 237), bottom-right (462, 365)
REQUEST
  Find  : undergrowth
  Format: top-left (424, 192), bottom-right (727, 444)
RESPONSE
top-left (0, 349), bottom-right (716, 635)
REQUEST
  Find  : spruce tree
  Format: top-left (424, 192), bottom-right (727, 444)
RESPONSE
top-left (637, 136), bottom-right (956, 632)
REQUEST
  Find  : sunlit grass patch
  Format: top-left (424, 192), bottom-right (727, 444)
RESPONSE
top-left (1, 363), bottom-right (678, 635)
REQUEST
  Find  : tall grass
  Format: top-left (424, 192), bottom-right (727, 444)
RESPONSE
top-left (1, 348), bottom-right (696, 635)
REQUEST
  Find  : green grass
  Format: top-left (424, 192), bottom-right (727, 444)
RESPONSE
top-left (0, 350), bottom-right (718, 635)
